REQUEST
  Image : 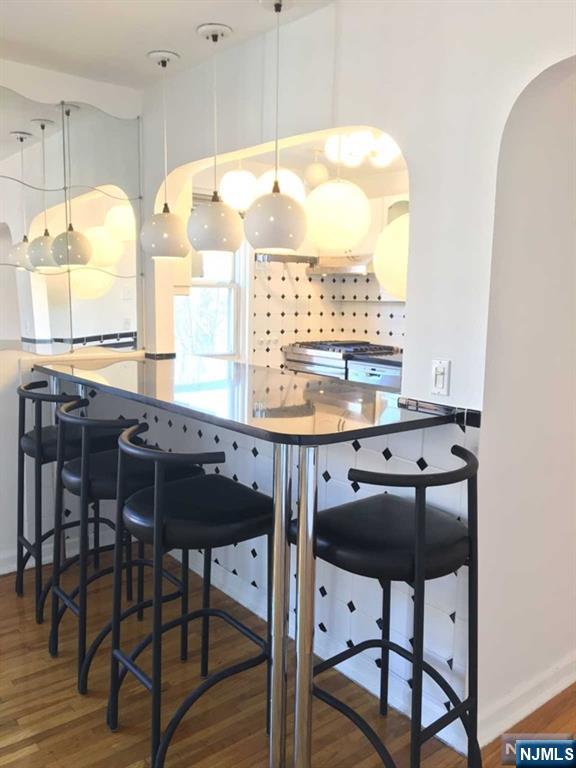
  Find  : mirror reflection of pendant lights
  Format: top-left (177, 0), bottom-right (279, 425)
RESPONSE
top-left (140, 51), bottom-right (189, 259)
top-left (28, 119), bottom-right (56, 269)
top-left (304, 151), bottom-right (329, 189)
top-left (219, 167), bottom-right (258, 213)
top-left (370, 132), bottom-right (401, 168)
top-left (105, 204), bottom-right (136, 241)
top-left (8, 131), bottom-right (32, 269)
top-left (187, 26), bottom-right (243, 253)
top-left (244, 2), bottom-right (307, 252)
top-left (52, 106), bottom-right (93, 267)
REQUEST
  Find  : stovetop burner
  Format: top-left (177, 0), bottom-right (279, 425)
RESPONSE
top-left (292, 340), bottom-right (399, 357)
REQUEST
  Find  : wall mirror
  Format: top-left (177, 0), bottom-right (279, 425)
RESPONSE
top-left (0, 86), bottom-right (142, 355)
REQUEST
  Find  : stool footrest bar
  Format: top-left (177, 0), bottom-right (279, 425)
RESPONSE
top-left (53, 586), bottom-right (80, 616)
top-left (419, 698), bottom-right (473, 743)
top-left (113, 649), bottom-right (152, 691)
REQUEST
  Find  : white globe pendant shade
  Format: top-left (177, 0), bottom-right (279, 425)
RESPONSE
top-left (9, 237), bottom-right (30, 269)
top-left (370, 132), bottom-right (401, 168)
top-left (256, 168), bottom-right (306, 203)
top-left (304, 161), bottom-right (329, 189)
top-left (140, 207), bottom-right (188, 258)
top-left (305, 179), bottom-right (371, 253)
top-left (105, 204), bottom-right (136, 241)
top-left (187, 196), bottom-right (244, 254)
top-left (28, 231), bottom-right (56, 269)
top-left (219, 169), bottom-right (258, 212)
top-left (244, 191), bottom-right (307, 252)
top-left (324, 133), bottom-right (365, 168)
top-left (52, 226), bottom-right (93, 266)
top-left (373, 212), bottom-right (410, 300)
top-left (86, 225), bottom-right (123, 267)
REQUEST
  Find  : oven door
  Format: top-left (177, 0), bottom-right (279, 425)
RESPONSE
top-left (347, 360), bottom-right (402, 390)
top-left (284, 359), bottom-right (347, 379)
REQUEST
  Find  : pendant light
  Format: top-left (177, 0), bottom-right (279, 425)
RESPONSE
top-left (28, 119), bottom-right (57, 269)
top-left (219, 167), bottom-right (258, 213)
top-left (244, 1), bottom-right (307, 252)
top-left (187, 26), bottom-right (243, 254)
top-left (52, 106), bottom-right (93, 267)
top-left (8, 131), bottom-right (32, 269)
top-left (140, 51), bottom-right (189, 259)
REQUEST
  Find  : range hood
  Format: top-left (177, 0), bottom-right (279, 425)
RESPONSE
top-left (254, 251), bottom-right (373, 276)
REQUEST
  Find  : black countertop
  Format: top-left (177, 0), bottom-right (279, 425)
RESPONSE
top-left (33, 355), bottom-right (460, 446)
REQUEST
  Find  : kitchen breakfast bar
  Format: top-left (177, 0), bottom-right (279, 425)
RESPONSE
top-left (31, 354), bottom-right (474, 768)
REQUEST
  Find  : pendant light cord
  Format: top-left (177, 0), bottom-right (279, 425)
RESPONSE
top-left (66, 108), bottom-right (73, 228)
top-left (40, 123), bottom-right (48, 233)
top-left (161, 59), bottom-right (169, 210)
top-left (212, 50), bottom-right (218, 196)
top-left (274, 2), bottom-right (281, 188)
top-left (18, 137), bottom-right (27, 239)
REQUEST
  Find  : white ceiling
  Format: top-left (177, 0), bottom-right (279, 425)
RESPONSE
top-left (0, 0), bottom-right (331, 88)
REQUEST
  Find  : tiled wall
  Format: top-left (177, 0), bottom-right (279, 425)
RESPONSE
top-left (251, 261), bottom-right (406, 369)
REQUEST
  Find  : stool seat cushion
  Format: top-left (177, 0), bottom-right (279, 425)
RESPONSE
top-left (123, 475), bottom-right (273, 550)
top-left (21, 425), bottom-right (119, 464)
top-left (62, 448), bottom-right (203, 501)
top-left (289, 492), bottom-right (469, 581)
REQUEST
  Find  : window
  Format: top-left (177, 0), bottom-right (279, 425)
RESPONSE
top-left (174, 245), bottom-right (249, 358)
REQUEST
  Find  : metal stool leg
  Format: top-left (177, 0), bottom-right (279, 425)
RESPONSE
top-left (467, 475), bottom-right (480, 768)
top-left (33, 400), bottom-right (43, 624)
top-left (200, 547), bottom-right (211, 678)
top-left (15, 397), bottom-right (25, 597)
top-left (125, 532), bottom-right (134, 602)
top-left (180, 549), bottom-right (189, 661)
top-left (49, 421), bottom-right (66, 658)
top-left (77, 430), bottom-right (91, 691)
top-left (108, 461), bottom-right (126, 732)
top-left (137, 540), bottom-right (145, 620)
top-left (410, 487), bottom-right (426, 768)
top-left (92, 501), bottom-right (100, 571)
top-left (151, 462), bottom-right (165, 761)
top-left (379, 580), bottom-right (391, 715)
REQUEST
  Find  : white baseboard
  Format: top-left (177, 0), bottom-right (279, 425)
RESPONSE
top-left (478, 649), bottom-right (576, 746)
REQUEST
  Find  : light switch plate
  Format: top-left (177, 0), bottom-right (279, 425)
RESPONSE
top-left (431, 359), bottom-right (451, 396)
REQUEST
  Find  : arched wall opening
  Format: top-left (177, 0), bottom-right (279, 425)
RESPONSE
top-left (477, 56), bottom-right (576, 743)
top-left (150, 125), bottom-right (411, 376)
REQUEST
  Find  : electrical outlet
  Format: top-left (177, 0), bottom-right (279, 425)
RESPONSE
top-left (431, 359), bottom-right (451, 396)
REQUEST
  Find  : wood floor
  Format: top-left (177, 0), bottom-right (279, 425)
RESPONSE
top-left (0, 557), bottom-right (573, 768)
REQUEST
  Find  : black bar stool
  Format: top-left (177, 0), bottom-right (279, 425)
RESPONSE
top-left (108, 423), bottom-right (274, 768)
top-left (50, 399), bottom-right (205, 692)
top-left (290, 444), bottom-right (480, 768)
top-left (15, 381), bottom-right (118, 623)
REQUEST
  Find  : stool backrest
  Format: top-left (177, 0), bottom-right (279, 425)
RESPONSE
top-left (17, 380), bottom-right (80, 463)
top-left (348, 445), bottom-right (478, 488)
top-left (116, 423), bottom-right (226, 552)
top-left (349, 444), bottom-right (478, 578)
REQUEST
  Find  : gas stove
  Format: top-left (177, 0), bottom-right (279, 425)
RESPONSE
top-left (283, 340), bottom-right (403, 389)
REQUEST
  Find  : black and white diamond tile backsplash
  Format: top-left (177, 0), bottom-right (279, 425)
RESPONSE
top-left (251, 261), bottom-right (406, 368)
top-left (87, 388), bottom-right (478, 751)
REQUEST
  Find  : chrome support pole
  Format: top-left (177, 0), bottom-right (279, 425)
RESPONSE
top-left (269, 443), bottom-right (292, 768)
top-left (293, 445), bottom-right (318, 768)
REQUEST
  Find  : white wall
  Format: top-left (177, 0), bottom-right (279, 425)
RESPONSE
top-left (478, 57), bottom-right (576, 742)
top-left (0, 58), bottom-right (141, 118)
top-left (141, 0), bottom-right (575, 409)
